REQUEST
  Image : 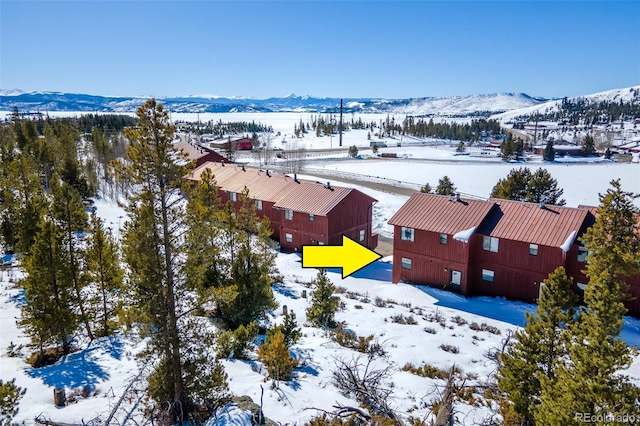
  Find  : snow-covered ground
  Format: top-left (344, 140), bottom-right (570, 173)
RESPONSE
top-left (3, 193), bottom-right (640, 424)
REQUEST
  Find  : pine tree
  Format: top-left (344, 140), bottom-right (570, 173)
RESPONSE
top-left (348, 145), bottom-right (359, 158)
top-left (86, 212), bottom-right (124, 337)
top-left (257, 329), bottom-right (298, 382)
top-left (50, 177), bottom-right (93, 341)
top-left (306, 269), bottom-right (340, 328)
top-left (525, 168), bottom-right (565, 206)
top-left (0, 379), bottom-right (26, 425)
top-left (20, 219), bottom-right (79, 360)
top-left (501, 134), bottom-right (515, 161)
top-left (435, 175), bottom-right (456, 196)
top-left (543, 139), bottom-right (555, 161)
top-left (420, 183), bottom-right (432, 194)
top-left (491, 167), bottom-right (529, 200)
top-left (581, 134), bottom-right (596, 156)
top-left (536, 180), bottom-right (640, 424)
top-left (498, 267), bottom-right (578, 424)
top-left (120, 99), bottom-right (191, 422)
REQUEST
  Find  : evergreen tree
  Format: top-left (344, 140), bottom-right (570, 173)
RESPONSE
top-left (306, 269), bottom-right (340, 328)
top-left (0, 379), bottom-right (26, 425)
top-left (20, 219), bottom-right (79, 360)
top-left (348, 145), bottom-right (358, 158)
top-left (86, 212), bottom-right (124, 337)
top-left (50, 177), bottom-right (93, 341)
top-left (435, 176), bottom-right (457, 196)
top-left (491, 167), bottom-right (532, 201)
top-left (498, 267), bottom-right (578, 424)
top-left (543, 139), bottom-right (555, 161)
top-left (269, 311), bottom-right (301, 347)
top-left (420, 183), bottom-right (432, 194)
top-left (120, 99), bottom-right (191, 422)
top-left (581, 134), bottom-right (596, 156)
top-left (536, 180), bottom-right (640, 424)
top-left (525, 168), bottom-right (566, 206)
top-left (501, 134), bottom-right (515, 161)
top-left (257, 329), bottom-right (298, 382)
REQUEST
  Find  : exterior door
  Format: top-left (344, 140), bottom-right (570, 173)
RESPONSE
top-left (451, 270), bottom-right (462, 286)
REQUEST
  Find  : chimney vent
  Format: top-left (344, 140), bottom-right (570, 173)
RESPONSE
top-left (221, 160), bottom-right (225, 167)
top-left (294, 174), bottom-right (300, 183)
top-left (540, 201), bottom-right (545, 209)
top-left (266, 169), bottom-right (271, 177)
top-left (455, 193), bottom-right (461, 202)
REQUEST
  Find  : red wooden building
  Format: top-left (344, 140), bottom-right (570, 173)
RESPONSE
top-left (389, 192), bottom-right (640, 315)
top-left (188, 161), bottom-right (378, 252)
top-left (175, 140), bottom-right (228, 168)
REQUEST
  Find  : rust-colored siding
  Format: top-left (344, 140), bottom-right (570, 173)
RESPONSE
top-left (392, 226), bottom-right (474, 295)
top-left (279, 213), bottom-right (329, 252)
top-left (327, 190), bottom-right (377, 249)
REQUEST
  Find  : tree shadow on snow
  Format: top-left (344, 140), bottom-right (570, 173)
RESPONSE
top-left (417, 285), bottom-right (640, 347)
top-left (272, 283), bottom-right (299, 299)
top-left (27, 345), bottom-right (109, 388)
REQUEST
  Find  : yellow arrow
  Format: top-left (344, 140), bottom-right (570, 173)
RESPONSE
top-left (302, 235), bottom-right (382, 279)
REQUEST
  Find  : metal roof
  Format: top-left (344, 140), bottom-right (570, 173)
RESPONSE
top-left (388, 193), bottom-right (495, 235)
top-left (188, 161), bottom-right (376, 215)
top-left (481, 199), bottom-right (590, 247)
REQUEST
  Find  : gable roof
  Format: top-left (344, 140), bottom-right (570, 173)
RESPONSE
top-left (188, 161), bottom-right (376, 215)
top-left (479, 199), bottom-right (590, 247)
top-left (388, 193), bottom-right (495, 235)
top-left (174, 140), bottom-right (226, 163)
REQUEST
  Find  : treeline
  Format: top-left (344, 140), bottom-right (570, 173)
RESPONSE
top-left (182, 120), bottom-right (273, 137)
top-left (8, 109), bottom-right (138, 135)
top-left (514, 89), bottom-right (640, 125)
top-left (297, 114), bottom-right (503, 142)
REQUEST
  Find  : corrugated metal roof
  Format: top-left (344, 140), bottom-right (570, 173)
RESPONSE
top-left (388, 193), bottom-right (495, 235)
top-left (174, 141), bottom-right (210, 161)
top-left (188, 161), bottom-right (376, 215)
top-left (482, 199), bottom-right (590, 247)
top-left (274, 184), bottom-right (354, 216)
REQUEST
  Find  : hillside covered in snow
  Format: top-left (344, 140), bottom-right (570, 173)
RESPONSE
top-left (0, 90), bottom-right (545, 115)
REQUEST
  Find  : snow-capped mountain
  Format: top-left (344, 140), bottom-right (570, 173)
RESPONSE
top-left (491, 85), bottom-right (640, 121)
top-left (0, 90), bottom-right (546, 116)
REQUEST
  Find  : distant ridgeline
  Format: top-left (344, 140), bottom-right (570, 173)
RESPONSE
top-left (512, 88), bottom-right (640, 125)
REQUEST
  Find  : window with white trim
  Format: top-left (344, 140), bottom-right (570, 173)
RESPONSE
top-left (401, 227), bottom-right (414, 242)
top-left (285, 209), bottom-right (293, 220)
top-left (440, 233), bottom-right (448, 245)
top-left (482, 269), bottom-right (495, 282)
top-left (309, 214), bottom-right (314, 222)
top-left (255, 199), bottom-right (262, 210)
top-left (285, 233), bottom-right (293, 243)
top-left (401, 257), bottom-right (412, 270)
top-left (359, 230), bottom-right (365, 241)
top-left (229, 192), bottom-right (237, 202)
top-left (529, 243), bottom-right (538, 256)
top-left (450, 270), bottom-right (462, 286)
top-left (482, 236), bottom-right (499, 252)
top-left (577, 246), bottom-right (588, 263)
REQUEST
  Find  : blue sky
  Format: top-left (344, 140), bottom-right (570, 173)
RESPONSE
top-left (1, 1), bottom-right (638, 99)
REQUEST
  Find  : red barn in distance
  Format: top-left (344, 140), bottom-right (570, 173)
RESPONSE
top-left (187, 161), bottom-right (378, 252)
top-left (389, 193), bottom-right (640, 315)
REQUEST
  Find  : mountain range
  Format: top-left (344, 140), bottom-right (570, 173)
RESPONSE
top-left (0, 90), bottom-right (548, 116)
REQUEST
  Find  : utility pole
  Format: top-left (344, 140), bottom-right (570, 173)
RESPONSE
top-left (339, 99), bottom-right (343, 147)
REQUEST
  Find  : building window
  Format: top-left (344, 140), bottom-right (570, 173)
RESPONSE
top-left (285, 233), bottom-right (293, 243)
top-left (285, 209), bottom-right (293, 220)
top-left (440, 233), bottom-right (448, 245)
top-left (255, 199), bottom-right (263, 210)
top-left (318, 241), bottom-right (324, 245)
top-left (229, 192), bottom-right (237, 202)
top-left (577, 246), bottom-right (588, 263)
top-left (359, 230), bottom-right (365, 241)
top-left (482, 269), bottom-right (495, 282)
top-left (401, 257), bottom-right (412, 270)
top-left (482, 236), bottom-right (499, 252)
top-left (529, 243), bottom-right (538, 256)
top-left (309, 214), bottom-right (314, 222)
top-left (450, 270), bottom-right (461, 286)
top-left (401, 227), bottom-right (414, 242)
